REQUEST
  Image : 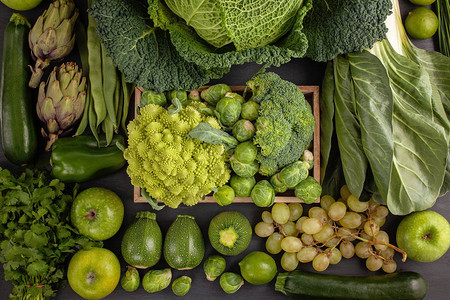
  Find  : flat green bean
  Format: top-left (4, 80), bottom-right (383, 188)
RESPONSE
top-left (114, 74), bottom-right (122, 132)
top-left (74, 84), bottom-right (90, 136)
top-left (75, 20), bottom-right (89, 77)
top-left (104, 117), bottom-right (114, 146)
top-left (121, 73), bottom-right (135, 132)
top-left (88, 91), bottom-right (100, 145)
top-left (101, 43), bottom-right (117, 126)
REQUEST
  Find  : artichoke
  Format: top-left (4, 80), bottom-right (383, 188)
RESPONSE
top-left (37, 62), bottom-right (86, 150)
top-left (28, 0), bottom-right (78, 88)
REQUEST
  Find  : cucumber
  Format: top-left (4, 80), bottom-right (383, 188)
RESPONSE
top-left (0, 14), bottom-right (37, 165)
top-left (275, 270), bottom-right (428, 300)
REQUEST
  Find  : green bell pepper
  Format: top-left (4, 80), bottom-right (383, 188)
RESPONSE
top-left (51, 135), bottom-right (126, 183)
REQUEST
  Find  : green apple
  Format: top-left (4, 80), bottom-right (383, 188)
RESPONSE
top-left (71, 187), bottom-right (124, 241)
top-left (396, 210), bottom-right (450, 262)
top-left (1, 0), bottom-right (43, 11)
top-left (68, 247), bottom-right (121, 300)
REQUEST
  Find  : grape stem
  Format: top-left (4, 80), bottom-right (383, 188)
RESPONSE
top-left (351, 234), bottom-right (407, 262)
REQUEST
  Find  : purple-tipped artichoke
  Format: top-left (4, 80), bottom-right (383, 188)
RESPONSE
top-left (37, 62), bottom-right (86, 150)
top-left (28, 0), bottom-right (78, 88)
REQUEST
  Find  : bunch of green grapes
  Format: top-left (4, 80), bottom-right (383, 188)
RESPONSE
top-left (254, 185), bottom-right (406, 273)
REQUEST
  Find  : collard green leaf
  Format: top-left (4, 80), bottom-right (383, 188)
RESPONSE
top-left (321, 132), bottom-right (346, 199)
top-left (333, 55), bottom-right (367, 198)
top-left (320, 62), bottom-right (335, 183)
top-left (348, 50), bottom-right (393, 202)
top-left (188, 122), bottom-right (238, 151)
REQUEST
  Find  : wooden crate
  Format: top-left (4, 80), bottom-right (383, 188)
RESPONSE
top-left (134, 85), bottom-right (320, 204)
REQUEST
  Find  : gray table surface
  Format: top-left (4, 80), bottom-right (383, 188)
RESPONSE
top-left (0, 0), bottom-right (449, 299)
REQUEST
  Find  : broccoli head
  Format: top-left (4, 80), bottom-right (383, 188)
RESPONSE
top-left (247, 72), bottom-right (315, 176)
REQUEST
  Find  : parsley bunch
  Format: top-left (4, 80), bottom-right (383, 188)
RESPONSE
top-left (0, 168), bottom-right (101, 300)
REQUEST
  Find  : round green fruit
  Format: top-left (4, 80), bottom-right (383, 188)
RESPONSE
top-left (408, 0), bottom-right (436, 5)
top-left (1, 0), bottom-right (42, 11)
top-left (67, 247), bottom-right (121, 300)
top-left (396, 210), bottom-right (450, 262)
top-left (239, 251), bottom-right (277, 285)
top-left (71, 187), bottom-right (124, 241)
top-left (405, 7), bottom-right (438, 40)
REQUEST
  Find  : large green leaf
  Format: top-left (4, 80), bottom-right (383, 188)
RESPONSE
top-left (321, 132), bottom-right (346, 199)
top-left (348, 51), bottom-right (393, 202)
top-left (320, 62), bottom-right (335, 183)
top-left (333, 56), bottom-right (367, 198)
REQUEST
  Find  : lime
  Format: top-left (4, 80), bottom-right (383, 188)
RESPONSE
top-left (405, 7), bottom-right (438, 40)
top-left (239, 251), bottom-right (277, 285)
top-left (1, 0), bottom-right (43, 11)
top-left (409, 0), bottom-right (436, 5)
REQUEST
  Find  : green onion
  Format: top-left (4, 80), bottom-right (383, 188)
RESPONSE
top-left (436, 0), bottom-right (450, 56)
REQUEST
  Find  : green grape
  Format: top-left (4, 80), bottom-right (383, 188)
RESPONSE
top-left (373, 216), bottom-right (386, 227)
top-left (355, 242), bottom-right (372, 259)
top-left (312, 253), bottom-right (330, 272)
top-left (364, 220), bottom-right (380, 237)
top-left (339, 241), bottom-right (355, 259)
top-left (328, 248), bottom-right (342, 264)
top-left (372, 206), bottom-right (389, 218)
top-left (301, 233), bottom-right (315, 246)
top-left (347, 195), bottom-right (369, 212)
top-left (324, 237), bottom-right (340, 248)
top-left (320, 195), bottom-right (335, 211)
top-left (380, 247), bottom-right (394, 260)
top-left (266, 232), bottom-right (283, 254)
top-left (297, 246), bottom-right (318, 263)
top-left (328, 202), bottom-right (347, 221)
top-left (281, 252), bottom-right (299, 271)
top-left (374, 231), bottom-right (389, 251)
top-left (284, 221), bottom-right (298, 236)
top-left (281, 236), bottom-right (303, 253)
top-left (337, 227), bottom-right (356, 241)
top-left (337, 198), bottom-right (347, 207)
top-left (382, 259), bottom-right (397, 273)
top-left (366, 255), bottom-right (383, 271)
top-left (272, 203), bottom-right (290, 225)
top-left (313, 224), bottom-right (334, 243)
top-left (308, 207), bottom-right (328, 224)
top-left (254, 221), bottom-right (275, 238)
top-left (368, 198), bottom-right (380, 211)
top-left (302, 218), bottom-right (323, 235)
top-left (295, 216), bottom-right (308, 233)
top-left (340, 185), bottom-right (351, 201)
top-left (288, 203), bottom-right (303, 221)
top-left (261, 211), bottom-right (273, 224)
top-left (339, 212), bottom-right (362, 229)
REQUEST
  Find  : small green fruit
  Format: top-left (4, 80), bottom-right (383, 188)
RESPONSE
top-left (239, 251), bottom-right (277, 285)
top-left (405, 7), bottom-right (438, 40)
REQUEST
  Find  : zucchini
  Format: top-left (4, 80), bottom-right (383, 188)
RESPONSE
top-left (275, 270), bottom-right (428, 300)
top-left (0, 14), bottom-right (37, 165)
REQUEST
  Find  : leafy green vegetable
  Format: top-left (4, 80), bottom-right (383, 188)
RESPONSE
top-left (0, 168), bottom-right (101, 300)
top-left (188, 122), bottom-right (238, 151)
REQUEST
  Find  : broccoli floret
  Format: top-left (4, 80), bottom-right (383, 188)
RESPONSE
top-left (247, 72), bottom-right (315, 176)
top-left (302, 0), bottom-right (392, 62)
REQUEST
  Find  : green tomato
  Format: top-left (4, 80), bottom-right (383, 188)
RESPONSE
top-left (215, 97), bottom-right (241, 127)
top-left (140, 90), bottom-right (167, 107)
top-left (201, 84), bottom-right (231, 106)
top-left (232, 119), bottom-right (255, 142)
top-left (167, 90), bottom-right (189, 106)
top-left (220, 272), bottom-right (244, 294)
top-left (234, 141), bottom-right (258, 163)
top-left (203, 255), bottom-right (226, 281)
top-left (279, 161), bottom-right (309, 189)
top-left (229, 174), bottom-right (256, 197)
top-left (251, 180), bottom-right (275, 207)
top-left (120, 266), bottom-right (140, 292)
top-left (230, 156), bottom-right (259, 178)
top-left (239, 251), bottom-right (277, 285)
top-left (270, 173), bottom-right (288, 193)
top-left (142, 268), bottom-right (172, 293)
top-left (172, 276), bottom-right (191, 296)
top-left (295, 176), bottom-right (322, 204)
top-left (241, 101), bottom-right (259, 121)
top-left (213, 185), bottom-right (235, 206)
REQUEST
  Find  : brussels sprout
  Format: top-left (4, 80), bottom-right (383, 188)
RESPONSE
top-left (172, 276), bottom-right (192, 296)
top-left (201, 84), bottom-right (232, 106)
top-left (220, 272), bottom-right (244, 294)
top-left (142, 268), bottom-right (172, 293)
top-left (168, 90), bottom-right (190, 106)
top-left (295, 176), bottom-right (322, 204)
top-left (270, 173), bottom-right (288, 193)
top-left (241, 101), bottom-right (259, 121)
top-left (213, 185), bottom-right (235, 206)
top-left (229, 174), bottom-right (256, 197)
top-left (188, 89), bottom-right (200, 102)
top-left (234, 141), bottom-right (258, 164)
top-left (140, 90), bottom-right (167, 107)
top-left (232, 119), bottom-right (255, 142)
top-left (215, 97), bottom-right (241, 127)
top-left (120, 266), bottom-right (140, 292)
top-left (302, 149), bottom-right (314, 170)
top-left (230, 155), bottom-right (259, 178)
top-left (203, 255), bottom-right (226, 281)
top-left (279, 161), bottom-right (309, 189)
top-left (224, 92), bottom-right (245, 104)
top-left (251, 180), bottom-right (275, 207)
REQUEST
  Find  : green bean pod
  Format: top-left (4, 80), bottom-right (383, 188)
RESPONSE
top-left (74, 84), bottom-right (91, 136)
top-left (88, 90), bottom-right (100, 144)
top-left (101, 43), bottom-right (117, 126)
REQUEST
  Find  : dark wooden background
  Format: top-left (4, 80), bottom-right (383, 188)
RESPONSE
top-left (0, 0), bottom-right (448, 299)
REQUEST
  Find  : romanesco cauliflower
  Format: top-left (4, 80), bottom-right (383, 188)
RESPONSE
top-left (124, 103), bottom-right (230, 208)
